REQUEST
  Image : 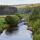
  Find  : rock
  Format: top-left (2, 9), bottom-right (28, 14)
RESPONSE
top-left (27, 27), bottom-right (32, 31)
top-left (0, 6), bottom-right (17, 15)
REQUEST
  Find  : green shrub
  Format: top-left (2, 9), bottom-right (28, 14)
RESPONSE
top-left (5, 15), bottom-right (20, 32)
top-left (5, 15), bottom-right (20, 26)
top-left (16, 14), bottom-right (23, 19)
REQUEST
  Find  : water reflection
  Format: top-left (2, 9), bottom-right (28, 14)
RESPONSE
top-left (0, 19), bottom-right (33, 40)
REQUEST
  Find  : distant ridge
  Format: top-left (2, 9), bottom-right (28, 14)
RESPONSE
top-left (0, 3), bottom-right (40, 15)
top-left (0, 3), bottom-right (40, 6)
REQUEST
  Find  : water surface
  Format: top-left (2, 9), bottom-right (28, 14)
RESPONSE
top-left (0, 21), bottom-right (33, 40)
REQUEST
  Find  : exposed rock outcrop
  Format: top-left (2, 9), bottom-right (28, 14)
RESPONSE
top-left (0, 6), bottom-right (17, 15)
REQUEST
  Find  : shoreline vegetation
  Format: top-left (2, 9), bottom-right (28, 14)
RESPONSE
top-left (0, 3), bottom-right (40, 40)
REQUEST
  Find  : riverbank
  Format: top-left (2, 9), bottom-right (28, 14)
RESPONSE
top-left (0, 18), bottom-right (33, 40)
top-left (0, 14), bottom-right (40, 40)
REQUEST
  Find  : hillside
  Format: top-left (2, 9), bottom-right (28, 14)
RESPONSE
top-left (0, 3), bottom-right (40, 15)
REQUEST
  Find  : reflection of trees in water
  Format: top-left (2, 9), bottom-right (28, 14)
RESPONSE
top-left (5, 26), bottom-right (19, 35)
top-left (4, 15), bottom-right (19, 35)
top-left (5, 24), bottom-right (19, 35)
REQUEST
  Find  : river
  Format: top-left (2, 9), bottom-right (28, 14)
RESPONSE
top-left (0, 19), bottom-right (33, 40)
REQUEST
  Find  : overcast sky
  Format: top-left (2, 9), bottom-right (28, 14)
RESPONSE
top-left (0, 0), bottom-right (40, 5)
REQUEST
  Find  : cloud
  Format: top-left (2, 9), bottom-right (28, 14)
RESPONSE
top-left (0, 0), bottom-right (40, 5)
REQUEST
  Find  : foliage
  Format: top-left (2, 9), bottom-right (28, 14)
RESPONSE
top-left (0, 17), bottom-right (6, 32)
top-left (27, 7), bottom-right (40, 40)
top-left (5, 15), bottom-right (20, 26)
top-left (0, 4), bottom-right (40, 40)
top-left (0, 15), bottom-right (20, 32)
top-left (33, 33), bottom-right (40, 40)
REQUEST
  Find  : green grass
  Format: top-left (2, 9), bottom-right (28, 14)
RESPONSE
top-left (0, 15), bottom-right (20, 31)
top-left (33, 33), bottom-right (40, 40)
top-left (0, 17), bottom-right (6, 31)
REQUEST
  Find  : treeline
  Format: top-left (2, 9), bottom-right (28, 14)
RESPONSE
top-left (0, 6), bottom-right (17, 15)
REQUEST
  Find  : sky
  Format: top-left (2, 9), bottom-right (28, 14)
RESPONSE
top-left (0, 0), bottom-right (40, 5)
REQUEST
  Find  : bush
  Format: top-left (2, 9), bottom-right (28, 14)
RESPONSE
top-left (5, 15), bottom-right (20, 32)
top-left (16, 14), bottom-right (23, 19)
top-left (5, 15), bottom-right (20, 26)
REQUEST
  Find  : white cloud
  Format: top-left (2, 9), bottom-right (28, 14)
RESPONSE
top-left (0, 0), bottom-right (40, 5)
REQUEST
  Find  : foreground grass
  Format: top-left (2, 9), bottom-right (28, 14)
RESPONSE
top-left (33, 33), bottom-right (40, 40)
top-left (0, 17), bottom-right (6, 31)
top-left (0, 15), bottom-right (20, 31)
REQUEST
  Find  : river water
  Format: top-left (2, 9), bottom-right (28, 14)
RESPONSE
top-left (0, 19), bottom-right (33, 40)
